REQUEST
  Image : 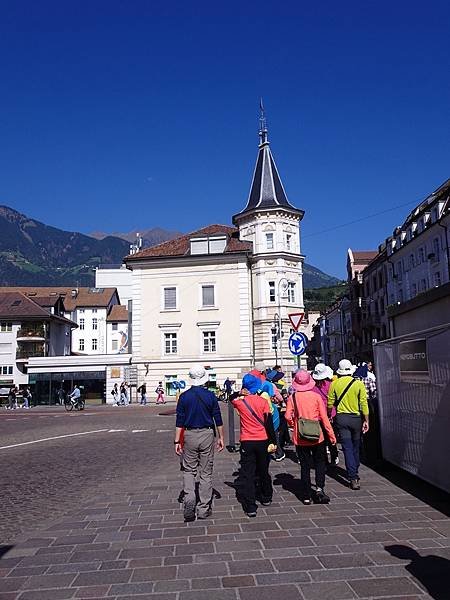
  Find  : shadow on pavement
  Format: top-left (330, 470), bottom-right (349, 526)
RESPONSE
top-left (385, 544), bottom-right (449, 600)
top-left (369, 461), bottom-right (450, 517)
top-left (273, 472), bottom-right (303, 501)
top-left (325, 464), bottom-right (350, 488)
top-left (0, 545), bottom-right (14, 560)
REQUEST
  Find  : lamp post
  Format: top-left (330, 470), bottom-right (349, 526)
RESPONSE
top-left (277, 278), bottom-right (289, 372)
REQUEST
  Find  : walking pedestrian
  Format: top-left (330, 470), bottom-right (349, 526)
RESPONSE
top-left (22, 386), bottom-right (32, 409)
top-left (260, 381), bottom-right (285, 462)
top-left (278, 389), bottom-right (291, 449)
top-left (111, 383), bottom-right (120, 406)
top-left (7, 385), bottom-right (17, 410)
top-left (138, 382), bottom-right (147, 405)
top-left (155, 381), bottom-right (165, 404)
top-left (285, 370), bottom-right (336, 505)
top-left (174, 364), bottom-right (224, 522)
top-left (312, 363), bottom-right (339, 465)
top-left (223, 377), bottom-right (233, 401)
top-left (354, 362), bottom-right (379, 465)
top-left (327, 359), bottom-right (369, 490)
top-left (120, 382), bottom-right (128, 406)
top-left (231, 374), bottom-right (277, 517)
top-left (57, 385), bottom-right (66, 406)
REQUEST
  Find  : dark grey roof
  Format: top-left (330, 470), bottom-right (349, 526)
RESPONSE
top-left (233, 128), bottom-right (302, 223)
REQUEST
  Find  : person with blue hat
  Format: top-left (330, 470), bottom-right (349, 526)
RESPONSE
top-left (231, 373), bottom-right (277, 517)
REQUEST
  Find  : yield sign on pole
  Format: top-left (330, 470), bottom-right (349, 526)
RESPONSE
top-left (288, 312), bottom-right (304, 331)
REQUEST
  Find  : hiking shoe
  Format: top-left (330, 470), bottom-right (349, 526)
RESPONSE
top-left (315, 490), bottom-right (330, 504)
top-left (246, 510), bottom-right (257, 518)
top-left (274, 452), bottom-right (286, 462)
top-left (184, 513), bottom-right (196, 522)
top-left (197, 509), bottom-right (212, 520)
top-left (260, 500), bottom-right (272, 506)
top-left (333, 456), bottom-right (340, 465)
top-left (350, 479), bottom-right (361, 490)
top-left (302, 498), bottom-right (312, 505)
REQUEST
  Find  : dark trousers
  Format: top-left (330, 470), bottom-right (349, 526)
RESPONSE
top-left (335, 413), bottom-right (362, 480)
top-left (296, 442), bottom-right (327, 497)
top-left (239, 440), bottom-right (273, 512)
top-left (278, 413), bottom-right (291, 447)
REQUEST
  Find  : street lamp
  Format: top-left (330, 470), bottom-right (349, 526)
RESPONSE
top-left (277, 278), bottom-right (289, 372)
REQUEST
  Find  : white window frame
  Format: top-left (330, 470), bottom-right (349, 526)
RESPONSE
top-left (79, 318), bottom-right (85, 330)
top-left (202, 330), bottom-right (217, 353)
top-left (112, 322), bottom-right (118, 331)
top-left (200, 284), bottom-right (216, 309)
top-left (286, 233), bottom-right (292, 251)
top-left (92, 318), bottom-right (98, 330)
top-left (162, 286), bottom-right (178, 311)
top-left (287, 281), bottom-right (296, 303)
top-left (79, 338), bottom-right (85, 351)
top-left (268, 281), bottom-right (276, 303)
top-left (92, 338), bottom-right (98, 351)
top-left (164, 332), bottom-right (178, 355)
top-left (112, 339), bottom-right (119, 351)
top-left (266, 232), bottom-right (274, 250)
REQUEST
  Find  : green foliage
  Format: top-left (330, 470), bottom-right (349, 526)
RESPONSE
top-left (304, 282), bottom-right (348, 311)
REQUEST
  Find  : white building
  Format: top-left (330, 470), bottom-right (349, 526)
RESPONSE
top-left (106, 305), bottom-right (129, 354)
top-left (124, 116), bottom-right (305, 394)
top-left (96, 265), bottom-right (133, 306)
top-left (0, 292), bottom-right (73, 389)
top-left (385, 179), bottom-right (450, 308)
top-left (2, 287), bottom-right (120, 355)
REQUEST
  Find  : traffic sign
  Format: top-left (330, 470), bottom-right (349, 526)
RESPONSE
top-left (288, 332), bottom-right (308, 356)
top-left (288, 312), bottom-right (304, 331)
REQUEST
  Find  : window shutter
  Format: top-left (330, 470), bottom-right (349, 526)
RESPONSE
top-left (202, 285), bottom-right (215, 307)
top-left (164, 287), bottom-right (177, 309)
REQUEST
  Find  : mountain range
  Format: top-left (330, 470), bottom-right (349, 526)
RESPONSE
top-left (0, 206), bottom-right (341, 289)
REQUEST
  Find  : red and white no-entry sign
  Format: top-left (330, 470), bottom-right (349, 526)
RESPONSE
top-left (288, 312), bottom-right (304, 331)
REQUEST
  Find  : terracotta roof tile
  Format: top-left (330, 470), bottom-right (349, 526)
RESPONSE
top-left (352, 251), bottom-right (378, 262)
top-left (125, 224), bottom-right (252, 260)
top-left (0, 287), bottom-right (118, 311)
top-left (107, 304), bottom-right (128, 322)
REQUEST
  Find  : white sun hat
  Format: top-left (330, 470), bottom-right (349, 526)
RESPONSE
top-left (188, 364), bottom-right (209, 386)
top-left (312, 363), bottom-right (334, 381)
top-left (336, 359), bottom-right (356, 376)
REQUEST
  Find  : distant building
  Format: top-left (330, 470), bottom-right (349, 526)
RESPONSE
top-left (0, 287), bottom-right (120, 355)
top-left (0, 292), bottom-right (74, 389)
top-left (106, 304), bottom-right (129, 354)
top-left (96, 265), bottom-right (133, 306)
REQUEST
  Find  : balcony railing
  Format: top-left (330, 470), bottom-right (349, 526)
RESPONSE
top-left (16, 347), bottom-right (46, 360)
top-left (16, 326), bottom-right (47, 339)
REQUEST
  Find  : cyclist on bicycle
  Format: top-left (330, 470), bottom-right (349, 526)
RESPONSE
top-left (69, 385), bottom-right (81, 407)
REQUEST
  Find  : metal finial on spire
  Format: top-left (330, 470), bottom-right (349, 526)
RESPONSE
top-left (259, 98), bottom-right (268, 145)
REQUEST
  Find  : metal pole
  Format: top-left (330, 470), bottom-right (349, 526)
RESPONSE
top-left (227, 398), bottom-right (238, 452)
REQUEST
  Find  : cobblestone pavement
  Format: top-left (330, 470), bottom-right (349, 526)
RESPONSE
top-left (1, 404), bottom-right (449, 599)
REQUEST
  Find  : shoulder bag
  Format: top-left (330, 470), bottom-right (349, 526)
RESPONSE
top-left (292, 392), bottom-right (321, 442)
top-left (333, 379), bottom-right (356, 409)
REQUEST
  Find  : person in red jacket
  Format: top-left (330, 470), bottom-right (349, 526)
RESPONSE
top-left (285, 370), bottom-right (336, 505)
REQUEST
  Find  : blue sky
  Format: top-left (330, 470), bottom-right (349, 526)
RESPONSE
top-left (1, 1), bottom-right (449, 278)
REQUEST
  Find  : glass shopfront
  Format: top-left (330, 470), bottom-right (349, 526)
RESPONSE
top-left (28, 371), bottom-right (106, 405)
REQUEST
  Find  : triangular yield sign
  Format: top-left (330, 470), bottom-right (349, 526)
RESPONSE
top-left (288, 312), bottom-right (304, 331)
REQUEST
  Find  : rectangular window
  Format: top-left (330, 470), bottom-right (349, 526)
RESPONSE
top-left (112, 339), bottom-right (118, 351)
top-left (268, 281), bottom-right (276, 302)
top-left (163, 287), bottom-right (177, 310)
top-left (92, 338), bottom-right (98, 350)
top-left (2, 366), bottom-right (7, 375)
top-left (434, 271), bottom-right (442, 287)
top-left (266, 233), bottom-right (274, 250)
top-left (79, 318), bottom-right (85, 330)
top-left (0, 322), bottom-right (12, 332)
top-left (203, 331), bottom-right (216, 353)
top-left (418, 247), bottom-right (425, 264)
top-left (411, 283), bottom-right (417, 297)
top-left (420, 278), bottom-right (428, 292)
top-left (92, 309), bottom-right (97, 314)
top-left (164, 332), bottom-right (177, 354)
top-left (201, 285), bottom-right (215, 307)
top-left (92, 318), bottom-right (98, 330)
top-left (79, 339), bottom-right (85, 351)
top-left (112, 323), bottom-right (118, 331)
top-left (286, 234), bottom-right (292, 250)
top-left (287, 282), bottom-right (296, 303)
top-left (8, 366), bottom-right (13, 375)
top-left (433, 237), bottom-right (440, 259)
top-left (79, 309), bottom-right (85, 314)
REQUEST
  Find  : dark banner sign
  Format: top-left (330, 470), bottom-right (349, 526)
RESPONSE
top-left (399, 338), bottom-right (429, 382)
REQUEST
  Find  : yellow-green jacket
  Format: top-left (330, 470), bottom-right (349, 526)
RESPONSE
top-left (327, 376), bottom-right (369, 417)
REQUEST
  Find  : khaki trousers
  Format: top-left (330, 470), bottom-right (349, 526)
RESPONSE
top-left (182, 428), bottom-right (215, 517)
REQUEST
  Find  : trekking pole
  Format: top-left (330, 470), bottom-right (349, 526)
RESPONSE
top-left (226, 397), bottom-right (239, 452)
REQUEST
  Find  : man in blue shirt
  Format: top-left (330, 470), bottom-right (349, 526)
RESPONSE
top-left (175, 365), bottom-right (224, 521)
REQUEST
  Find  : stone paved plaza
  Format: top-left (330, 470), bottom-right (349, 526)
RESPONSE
top-left (1, 404), bottom-right (449, 599)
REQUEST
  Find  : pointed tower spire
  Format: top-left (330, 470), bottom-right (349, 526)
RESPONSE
top-left (233, 102), bottom-right (303, 223)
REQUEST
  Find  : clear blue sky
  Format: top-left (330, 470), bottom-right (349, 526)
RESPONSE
top-left (1, 1), bottom-right (449, 278)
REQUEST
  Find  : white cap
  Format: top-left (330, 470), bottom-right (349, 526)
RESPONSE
top-left (188, 364), bottom-right (208, 386)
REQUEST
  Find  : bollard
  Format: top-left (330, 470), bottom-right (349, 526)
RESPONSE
top-left (226, 398), bottom-right (239, 452)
